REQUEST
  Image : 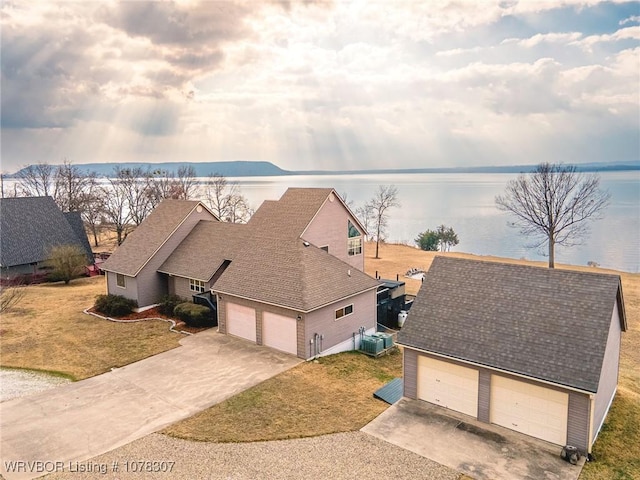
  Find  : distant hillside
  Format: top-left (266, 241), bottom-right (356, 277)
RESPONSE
top-left (11, 161), bottom-right (292, 178)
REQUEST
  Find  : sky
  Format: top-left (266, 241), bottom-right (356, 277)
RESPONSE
top-left (1, 0), bottom-right (639, 173)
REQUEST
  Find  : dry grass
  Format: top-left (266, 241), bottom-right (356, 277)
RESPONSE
top-left (0, 276), bottom-right (181, 380)
top-left (163, 349), bottom-right (402, 442)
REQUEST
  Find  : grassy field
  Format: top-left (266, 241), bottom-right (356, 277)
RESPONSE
top-left (0, 276), bottom-right (181, 380)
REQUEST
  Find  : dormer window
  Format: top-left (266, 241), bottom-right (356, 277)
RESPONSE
top-left (348, 220), bottom-right (362, 256)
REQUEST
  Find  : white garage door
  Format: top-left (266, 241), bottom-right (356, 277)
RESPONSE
top-left (262, 312), bottom-right (298, 355)
top-left (417, 356), bottom-right (479, 417)
top-left (491, 375), bottom-right (568, 445)
top-left (226, 303), bottom-right (256, 342)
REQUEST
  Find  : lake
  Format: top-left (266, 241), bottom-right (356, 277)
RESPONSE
top-left (230, 171), bottom-right (640, 273)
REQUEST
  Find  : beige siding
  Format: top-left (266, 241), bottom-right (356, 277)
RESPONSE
top-left (592, 299), bottom-right (623, 444)
top-left (403, 348), bottom-right (418, 399)
top-left (567, 392), bottom-right (591, 452)
top-left (301, 195), bottom-right (364, 271)
top-left (134, 209), bottom-right (216, 306)
top-left (304, 289), bottom-right (376, 358)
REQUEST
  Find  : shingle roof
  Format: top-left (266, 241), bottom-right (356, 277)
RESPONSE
top-left (64, 211), bottom-right (94, 263)
top-left (398, 256), bottom-right (625, 393)
top-left (212, 236), bottom-right (380, 312)
top-left (101, 200), bottom-right (207, 276)
top-left (158, 221), bottom-right (247, 281)
top-left (0, 196), bottom-right (89, 268)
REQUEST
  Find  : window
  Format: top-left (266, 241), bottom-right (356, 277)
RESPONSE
top-left (335, 304), bottom-right (354, 320)
top-left (116, 273), bottom-right (126, 288)
top-left (347, 220), bottom-right (362, 256)
top-left (348, 238), bottom-right (362, 256)
top-left (190, 279), bottom-right (206, 293)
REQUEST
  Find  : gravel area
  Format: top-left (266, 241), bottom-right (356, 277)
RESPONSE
top-left (0, 367), bottom-right (71, 402)
top-left (44, 432), bottom-right (459, 480)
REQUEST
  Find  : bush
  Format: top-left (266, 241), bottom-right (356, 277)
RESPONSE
top-left (174, 302), bottom-right (214, 327)
top-left (94, 294), bottom-right (138, 317)
top-left (158, 294), bottom-right (183, 316)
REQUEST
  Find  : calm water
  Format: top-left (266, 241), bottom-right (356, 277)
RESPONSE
top-left (230, 171), bottom-right (640, 273)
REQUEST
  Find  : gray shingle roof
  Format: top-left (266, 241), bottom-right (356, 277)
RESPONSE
top-left (64, 211), bottom-right (94, 263)
top-left (398, 256), bottom-right (626, 393)
top-left (101, 200), bottom-right (209, 276)
top-left (0, 196), bottom-right (89, 268)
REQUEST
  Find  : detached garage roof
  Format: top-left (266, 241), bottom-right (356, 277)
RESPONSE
top-left (398, 256), bottom-right (626, 393)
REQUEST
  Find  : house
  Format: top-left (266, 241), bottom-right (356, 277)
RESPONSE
top-left (101, 188), bottom-right (379, 359)
top-left (0, 196), bottom-right (94, 283)
top-left (398, 256), bottom-right (626, 454)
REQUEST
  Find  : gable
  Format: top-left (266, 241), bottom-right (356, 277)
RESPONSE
top-left (398, 257), bottom-right (624, 393)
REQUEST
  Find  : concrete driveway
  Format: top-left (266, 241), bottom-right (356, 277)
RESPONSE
top-left (0, 330), bottom-right (300, 480)
top-left (362, 398), bottom-right (585, 480)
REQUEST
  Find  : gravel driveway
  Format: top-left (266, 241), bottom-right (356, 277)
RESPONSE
top-left (43, 432), bottom-right (459, 480)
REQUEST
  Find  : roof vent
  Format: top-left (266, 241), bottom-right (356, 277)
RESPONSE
top-left (348, 269), bottom-right (351, 277)
top-left (303, 241), bottom-right (310, 247)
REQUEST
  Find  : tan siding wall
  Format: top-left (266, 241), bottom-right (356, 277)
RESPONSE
top-left (567, 392), bottom-right (591, 452)
top-left (403, 348), bottom-right (418, 399)
top-left (304, 289), bottom-right (376, 358)
top-left (592, 299), bottom-right (622, 444)
top-left (106, 271), bottom-right (138, 304)
top-left (135, 209), bottom-right (217, 306)
top-left (301, 196), bottom-right (364, 271)
top-left (173, 276), bottom-right (213, 300)
top-left (477, 368), bottom-right (491, 422)
top-left (216, 294), bottom-right (304, 358)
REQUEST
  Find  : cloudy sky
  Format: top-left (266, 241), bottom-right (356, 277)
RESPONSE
top-left (1, 0), bottom-right (638, 173)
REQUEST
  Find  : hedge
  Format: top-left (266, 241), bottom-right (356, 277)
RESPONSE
top-left (174, 302), bottom-right (214, 327)
top-left (94, 294), bottom-right (138, 317)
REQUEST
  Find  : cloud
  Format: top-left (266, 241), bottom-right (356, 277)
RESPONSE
top-left (501, 32), bottom-right (583, 47)
top-left (619, 15), bottom-right (640, 25)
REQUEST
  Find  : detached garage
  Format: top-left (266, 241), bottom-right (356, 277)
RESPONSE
top-left (399, 257), bottom-right (627, 454)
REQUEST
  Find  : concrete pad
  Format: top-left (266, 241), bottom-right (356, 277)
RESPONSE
top-left (362, 398), bottom-right (585, 480)
top-left (0, 331), bottom-right (300, 480)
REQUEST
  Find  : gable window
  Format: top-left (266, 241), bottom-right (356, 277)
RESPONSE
top-left (190, 279), bottom-right (206, 293)
top-left (116, 273), bottom-right (126, 288)
top-left (335, 304), bottom-right (354, 320)
top-left (347, 220), bottom-right (362, 256)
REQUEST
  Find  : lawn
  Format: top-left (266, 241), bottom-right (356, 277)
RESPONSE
top-left (163, 349), bottom-right (402, 442)
top-left (0, 276), bottom-right (182, 380)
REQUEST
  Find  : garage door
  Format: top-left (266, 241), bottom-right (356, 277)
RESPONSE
top-left (226, 303), bottom-right (256, 342)
top-left (417, 356), bottom-right (479, 417)
top-left (262, 312), bottom-right (298, 355)
top-left (491, 375), bottom-right (568, 445)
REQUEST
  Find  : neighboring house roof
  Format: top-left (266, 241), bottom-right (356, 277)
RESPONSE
top-left (64, 211), bottom-right (94, 263)
top-left (248, 188), bottom-right (367, 239)
top-left (101, 200), bottom-right (214, 276)
top-left (398, 256), bottom-right (626, 393)
top-left (0, 196), bottom-right (89, 268)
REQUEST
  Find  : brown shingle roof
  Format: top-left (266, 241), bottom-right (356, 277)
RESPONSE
top-left (101, 200), bottom-right (210, 276)
top-left (158, 221), bottom-right (247, 281)
top-left (398, 256), bottom-right (626, 393)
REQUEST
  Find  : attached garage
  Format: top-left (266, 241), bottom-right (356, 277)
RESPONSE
top-left (226, 303), bottom-right (256, 342)
top-left (491, 375), bottom-right (568, 446)
top-left (262, 312), bottom-right (298, 355)
top-left (417, 355), bottom-right (478, 418)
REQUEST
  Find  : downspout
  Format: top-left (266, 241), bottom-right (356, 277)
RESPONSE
top-left (588, 394), bottom-right (595, 454)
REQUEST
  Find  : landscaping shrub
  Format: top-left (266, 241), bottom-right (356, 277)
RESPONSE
top-left (94, 294), bottom-right (138, 317)
top-left (158, 294), bottom-right (183, 316)
top-left (174, 302), bottom-right (214, 327)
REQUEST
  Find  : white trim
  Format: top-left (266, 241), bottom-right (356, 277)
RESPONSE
top-left (335, 303), bottom-right (354, 320)
top-left (400, 344), bottom-right (593, 395)
top-left (591, 386), bottom-right (617, 446)
top-left (310, 327), bottom-right (376, 358)
top-left (189, 278), bottom-right (206, 293)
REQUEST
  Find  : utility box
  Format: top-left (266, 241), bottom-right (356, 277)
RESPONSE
top-left (361, 335), bottom-right (384, 355)
top-left (377, 333), bottom-right (394, 349)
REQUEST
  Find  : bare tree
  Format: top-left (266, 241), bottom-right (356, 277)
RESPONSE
top-left (80, 179), bottom-right (105, 247)
top-left (0, 283), bottom-right (26, 313)
top-left (175, 165), bottom-right (197, 200)
top-left (114, 167), bottom-right (152, 226)
top-left (367, 185), bottom-right (400, 259)
top-left (48, 244), bottom-right (88, 284)
top-left (101, 178), bottom-right (133, 246)
top-left (202, 173), bottom-right (252, 223)
top-left (355, 203), bottom-right (374, 241)
top-left (15, 162), bottom-right (56, 197)
top-left (495, 163), bottom-right (610, 268)
top-left (54, 159), bottom-right (96, 212)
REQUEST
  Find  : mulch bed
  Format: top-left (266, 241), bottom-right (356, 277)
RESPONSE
top-left (88, 306), bottom-right (212, 334)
